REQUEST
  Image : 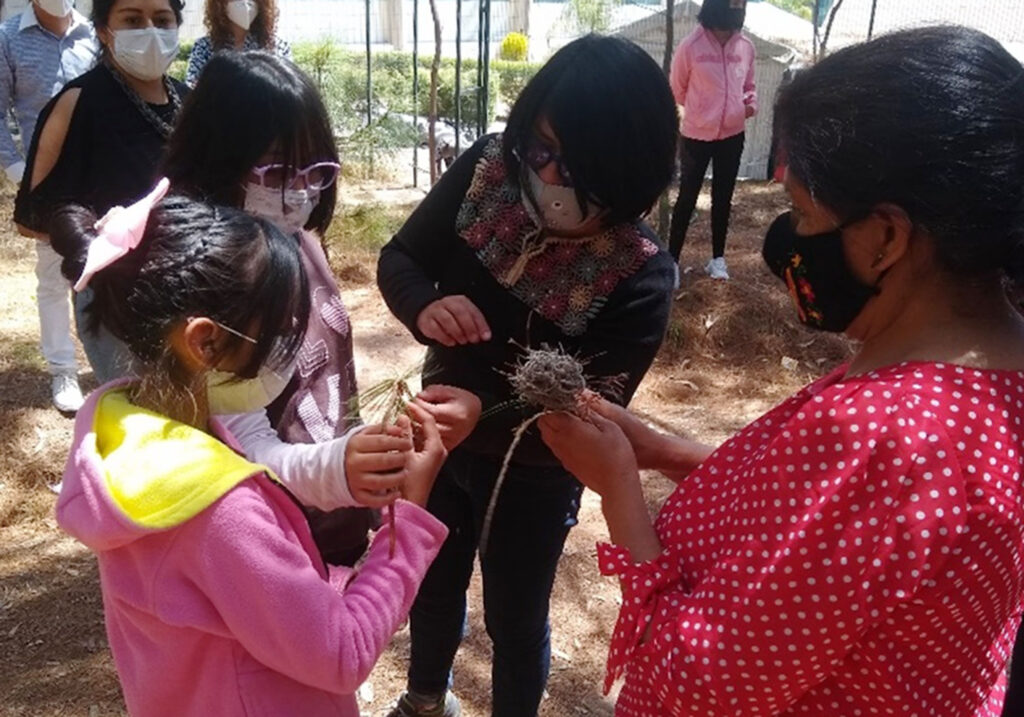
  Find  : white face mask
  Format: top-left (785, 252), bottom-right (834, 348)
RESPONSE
top-left (35, 0), bottom-right (74, 17)
top-left (522, 168), bottom-right (603, 233)
top-left (206, 359), bottom-right (295, 415)
top-left (226, 0), bottom-right (259, 30)
top-left (243, 182), bottom-right (319, 236)
top-left (111, 27), bottom-right (179, 82)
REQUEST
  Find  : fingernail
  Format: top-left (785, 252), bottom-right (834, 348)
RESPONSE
top-left (482, 331), bottom-right (492, 341)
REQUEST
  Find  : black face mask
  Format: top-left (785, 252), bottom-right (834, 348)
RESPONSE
top-left (762, 211), bottom-right (878, 333)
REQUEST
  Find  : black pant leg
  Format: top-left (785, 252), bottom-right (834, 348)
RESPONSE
top-left (710, 131), bottom-right (745, 259)
top-left (669, 138), bottom-right (715, 262)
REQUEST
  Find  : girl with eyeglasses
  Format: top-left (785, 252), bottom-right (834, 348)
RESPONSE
top-left (377, 34), bottom-right (678, 717)
top-left (51, 186), bottom-right (450, 716)
top-left (162, 50), bottom-right (481, 571)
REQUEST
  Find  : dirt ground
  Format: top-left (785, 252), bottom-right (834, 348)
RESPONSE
top-left (0, 180), bottom-right (851, 716)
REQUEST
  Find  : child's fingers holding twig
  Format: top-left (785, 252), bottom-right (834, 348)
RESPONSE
top-left (411, 385), bottom-right (482, 451)
top-left (402, 402), bottom-right (448, 507)
top-left (350, 471), bottom-right (407, 508)
top-left (345, 425), bottom-right (414, 508)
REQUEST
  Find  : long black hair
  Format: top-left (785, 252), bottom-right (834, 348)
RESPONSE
top-left (502, 35), bottom-right (677, 228)
top-left (162, 51), bottom-right (340, 236)
top-left (775, 25), bottom-right (1024, 287)
top-left (50, 195), bottom-right (309, 379)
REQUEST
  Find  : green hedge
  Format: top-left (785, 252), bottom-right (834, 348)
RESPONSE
top-left (291, 42), bottom-right (541, 138)
top-left (171, 40), bottom-right (540, 169)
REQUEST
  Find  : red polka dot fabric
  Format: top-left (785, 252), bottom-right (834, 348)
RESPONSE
top-left (600, 362), bottom-right (1024, 716)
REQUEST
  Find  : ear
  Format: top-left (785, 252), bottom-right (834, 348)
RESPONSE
top-left (97, 26), bottom-right (113, 49)
top-left (866, 203), bottom-right (914, 274)
top-left (178, 317), bottom-right (221, 371)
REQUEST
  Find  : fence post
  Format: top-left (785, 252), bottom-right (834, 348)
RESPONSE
top-left (413, 0), bottom-right (419, 187)
top-left (477, 0), bottom-right (485, 137)
top-left (659, 0), bottom-right (675, 245)
top-left (456, 0), bottom-right (462, 155)
top-left (365, 0), bottom-right (374, 173)
top-left (481, 0), bottom-right (491, 134)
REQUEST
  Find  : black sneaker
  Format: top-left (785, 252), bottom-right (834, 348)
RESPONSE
top-left (386, 691), bottom-right (462, 717)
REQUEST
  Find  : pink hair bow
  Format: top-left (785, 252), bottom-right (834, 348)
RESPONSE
top-left (73, 177), bottom-right (170, 292)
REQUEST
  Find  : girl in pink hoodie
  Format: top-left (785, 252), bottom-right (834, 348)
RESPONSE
top-left (52, 187), bottom-right (450, 716)
top-left (669, 0), bottom-right (757, 281)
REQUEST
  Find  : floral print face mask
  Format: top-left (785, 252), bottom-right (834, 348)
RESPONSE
top-left (762, 211), bottom-right (879, 333)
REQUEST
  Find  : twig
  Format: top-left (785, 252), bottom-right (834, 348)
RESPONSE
top-left (349, 368), bottom-right (419, 559)
top-left (479, 411), bottom-right (552, 557)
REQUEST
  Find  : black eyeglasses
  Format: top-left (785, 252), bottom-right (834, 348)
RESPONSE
top-left (518, 137), bottom-right (573, 186)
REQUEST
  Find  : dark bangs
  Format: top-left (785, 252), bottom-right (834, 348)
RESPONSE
top-left (163, 51), bottom-right (340, 235)
top-left (503, 35), bottom-right (677, 227)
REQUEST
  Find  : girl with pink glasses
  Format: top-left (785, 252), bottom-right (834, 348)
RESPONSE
top-left (162, 50), bottom-right (481, 570)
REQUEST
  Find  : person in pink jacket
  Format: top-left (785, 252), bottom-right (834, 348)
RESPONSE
top-left (51, 184), bottom-right (450, 717)
top-left (669, 0), bottom-right (757, 281)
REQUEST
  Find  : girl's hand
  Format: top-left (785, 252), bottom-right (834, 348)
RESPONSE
top-left (344, 423), bottom-right (413, 508)
top-left (415, 295), bottom-right (492, 346)
top-left (412, 384), bottom-right (482, 451)
top-left (538, 410), bottom-right (639, 499)
top-left (402, 402), bottom-right (448, 507)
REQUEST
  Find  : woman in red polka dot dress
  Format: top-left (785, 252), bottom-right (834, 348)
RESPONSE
top-left (539, 26), bottom-right (1024, 716)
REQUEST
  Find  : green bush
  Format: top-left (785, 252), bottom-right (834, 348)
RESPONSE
top-left (289, 41), bottom-right (538, 170)
top-left (168, 59), bottom-right (187, 83)
top-left (499, 32), bottom-right (528, 62)
top-left (492, 59), bottom-right (542, 107)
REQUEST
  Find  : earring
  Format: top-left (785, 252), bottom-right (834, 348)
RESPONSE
top-left (870, 252), bottom-right (885, 269)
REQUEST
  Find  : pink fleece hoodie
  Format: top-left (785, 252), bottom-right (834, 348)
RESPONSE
top-left (56, 384), bottom-right (448, 716)
top-left (670, 26), bottom-right (758, 142)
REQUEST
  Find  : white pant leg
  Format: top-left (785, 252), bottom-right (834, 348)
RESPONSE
top-left (34, 240), bottom-right (78, 374)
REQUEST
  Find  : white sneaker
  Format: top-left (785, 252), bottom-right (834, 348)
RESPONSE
top-left (705, 257), bottom-right (730, 280)
top-left (51, 372), bottom-right (84, 414)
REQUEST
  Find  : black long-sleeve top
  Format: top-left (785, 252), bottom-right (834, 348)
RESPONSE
top-left (14, 64), bottom-right (187, 233)
top-left (377, 135), bottom-right (675, 466)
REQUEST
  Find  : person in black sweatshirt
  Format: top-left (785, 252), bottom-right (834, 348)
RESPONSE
top-left (377, 35), bottom-right (678, 717)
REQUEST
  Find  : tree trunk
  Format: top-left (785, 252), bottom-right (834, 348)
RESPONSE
top-left (428, 0), bottom-right (442, 185)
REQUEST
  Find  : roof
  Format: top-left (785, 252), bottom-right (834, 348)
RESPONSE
top-left (616, 0), bottom-right (804, 64)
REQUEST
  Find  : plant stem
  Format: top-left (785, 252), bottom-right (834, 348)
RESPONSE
top-left (479, 411), bottom-right (551, 557)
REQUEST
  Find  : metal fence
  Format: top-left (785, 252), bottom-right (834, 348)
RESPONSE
top-left (817, 0), bottom-right (1024, 56)
top-left (4, 0), bottom-right (1021, 186)
top-left (249, 0), bottom-right (670, 186)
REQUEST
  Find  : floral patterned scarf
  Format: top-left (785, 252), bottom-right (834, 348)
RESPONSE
top-left (456, 135), bottom-right (659, 336)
